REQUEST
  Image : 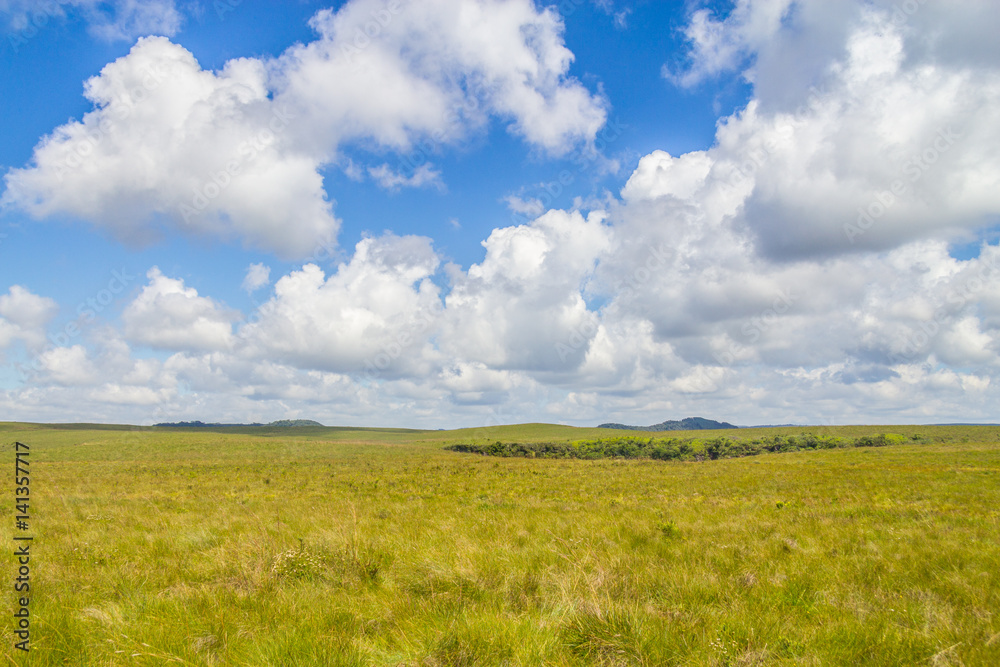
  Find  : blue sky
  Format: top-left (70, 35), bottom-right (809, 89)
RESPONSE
top-left (1, 0), bottom-right (999, 427)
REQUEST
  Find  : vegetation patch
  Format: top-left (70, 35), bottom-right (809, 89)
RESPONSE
top-left (446, 432), bottom-right (914, 460)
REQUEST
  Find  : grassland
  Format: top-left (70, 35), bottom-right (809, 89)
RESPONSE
top-left (2, 421), bottom-right (999, 665)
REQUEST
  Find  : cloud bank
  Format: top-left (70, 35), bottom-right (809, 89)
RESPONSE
top-left (3, 0), bottom-right (999, 427)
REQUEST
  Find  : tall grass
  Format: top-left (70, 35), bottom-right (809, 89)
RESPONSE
top-left (1, 422), bottom-right (998, 665)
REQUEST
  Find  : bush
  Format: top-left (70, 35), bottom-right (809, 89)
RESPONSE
top-left (445, 432), bottom-right (918, 462)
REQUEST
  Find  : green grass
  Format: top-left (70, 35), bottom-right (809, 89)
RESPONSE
top-left (2, 422), bottom-right (999, 665)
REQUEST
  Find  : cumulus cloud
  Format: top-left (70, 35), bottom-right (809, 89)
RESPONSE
top-left (123, 268), bottom-right (238, 351)
top-left (5, 237), bottom-right (999, 426)
top-left (2, 37), bottom-right (338, 258)
top-left (241, 263), bottom-right (271, 293)
top-left (240, 234), bottom-right (443, 377)
top-left (0, 286), bottom-right (58, 352)
top-left (655, 5), bottom-right (1000, 260)
top-left (37, 345), bottom-right (99, 386)
top-left (3, 0), bottom-right (606, 258)
top-left (275, 0), bottom-right (607, 156)
top-left (440, 209), bottom-right (611, 373)
top-left (621, 150), bottom-right (713, 202)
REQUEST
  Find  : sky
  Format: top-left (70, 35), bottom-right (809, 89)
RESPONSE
top-left (1, 0), bottom-right (999, 429)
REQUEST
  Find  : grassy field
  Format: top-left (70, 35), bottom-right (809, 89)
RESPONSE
top-left (2, 421), bottom-right (999, 665)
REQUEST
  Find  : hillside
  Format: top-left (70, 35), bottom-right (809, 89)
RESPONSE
top-left (154, 419), bottom-right (324, 428)
top-left (598, 416), bottom-right (738, 431)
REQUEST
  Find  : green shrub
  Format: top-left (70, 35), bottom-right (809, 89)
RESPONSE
top-left (445, 431), bottom-right (924, 462)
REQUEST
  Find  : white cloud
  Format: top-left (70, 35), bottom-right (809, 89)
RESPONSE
top-left (652, 6), bottom-right (1000, 260)
top-left (37, 345), bottom-right (99, 386)
top-left (368, 163), bottom-right (444, 191)
top-left (123, 268), bottom-right (238, 351)
top-left (2, 37), bottom-right (338, 258)
top-left (503, 195), bottom-right (546, 217)
top-left (736, 20), bottom-right (1000, 258)
top-left (440, 209), bottom-right (612, 372)
top-left (664, 0), bottom-right (796, 88)
top-left (241, 263), bottom-right (271, 293)
top-left (240, 234), bottom-right (443, 377)
top-left (84, 0), bottom-right (182, 41)
top-left (621, 150), bottom-right (713, 202)
top-left (88, 383), bottom-right (176, 406)
top-left (276, 0), bottom-right (607, 157)
top-left (5, 232), bottom-right (999, 425)
top-left (0, 286), bottom-right (58, 352)
top-left (1, 0), bottom-right (182, 41)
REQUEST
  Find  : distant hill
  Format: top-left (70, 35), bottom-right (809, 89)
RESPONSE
top-left (598, 417), bottom-right (738, 431)
top-left (155, 419), bottom-right (324, 428)
top-left (266, 419), bottom-right (325, 427)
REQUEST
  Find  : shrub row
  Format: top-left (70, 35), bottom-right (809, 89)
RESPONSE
top-left (445, 433), bottom-right (913, 461)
